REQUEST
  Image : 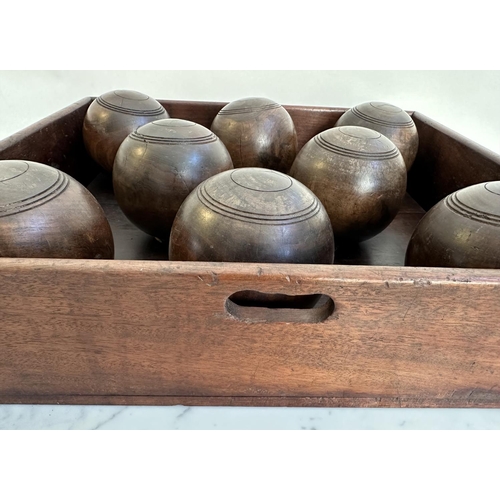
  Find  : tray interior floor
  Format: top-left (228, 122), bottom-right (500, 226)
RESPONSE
top-left (88, 173), bottom-right (426, 266)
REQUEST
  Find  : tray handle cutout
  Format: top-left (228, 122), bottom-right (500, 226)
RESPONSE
top-left (225, 290), bottom-right (335, 323)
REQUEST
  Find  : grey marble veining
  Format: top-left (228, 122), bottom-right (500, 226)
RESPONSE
top-left (1, 405), bottom-right (500, 430)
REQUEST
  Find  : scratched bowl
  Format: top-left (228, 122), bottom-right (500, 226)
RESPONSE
top-left (406, 181), bottom-right (500, 268)
top-left (334, 101), bottom-right (418, 171)
top-left (83, 89), bottom-right (169, 172)
top-left (210, 97), bottom-right (298, 173)
top-left (113, 118), bottom-right (233, 241)
top-left (0, 160), bottom-right (114, 259)
top-left (169, 167), bottom-right (334, 264)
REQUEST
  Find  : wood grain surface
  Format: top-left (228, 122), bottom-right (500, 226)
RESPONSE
top-left (2, 395), bottom-right (500, 408)
top-left (0, 97), bottom-right (100, 186)
top-left (1, 259), bottom-right (500, 407)
top-left (409, 112), bottom-right (500, 210)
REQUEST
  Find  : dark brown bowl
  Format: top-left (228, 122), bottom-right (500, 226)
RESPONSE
top-left (113, 118), bottom-right (234, 241)
top-left (210, 97), bottom-right (298, 173)
top-left (334, 101), bottom-right (418, 172)
top-left (83, 90), bottom-right (169, 173)
top-left (169, 168), bottom-right (334, 264)
top-left (0, 160), bottom-right (114, 258)
top-left (406, 181), bottom-right (500, 268)
top-left (290, 126), bottom-right (407, 243)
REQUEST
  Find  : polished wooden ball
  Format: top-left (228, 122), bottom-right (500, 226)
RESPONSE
top-left (210, 97), bottom-right (298, 173)
top-left (83, 90), bottom-right (169, 173)
top-left (169, 168), bottom-right (334, 264)
top-left (0, 160), bottom-right (114, 258)
top-left (113, 118), bottom-right (234, 241)
top-left (289, 126), bottom-right (407, 243)
top-left (406, 181), bottom-right (500, 268)
top-left (334, 101), bottom-right (418, 171)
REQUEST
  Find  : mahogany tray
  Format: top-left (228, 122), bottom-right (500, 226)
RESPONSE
top-left (1, 97), bottom-right (500, 408)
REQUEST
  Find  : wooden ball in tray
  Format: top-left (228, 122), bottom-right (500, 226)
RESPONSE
top-left (289, 126), bottom-right (407, 243)
top-left (83, 89), bottom-right (169, 173)
top-left (169, 168), bottom-right (334, 264)
top-left (113, 118), bottom-right (234, 241)
top-left (210, 97), bottom-right (298, 173)
top-left (0, 160), bottom-right (114, 259)
top-left (406, 181), bottom-right (500, 269)
top-left (334, 101), bottom-right (418, 171)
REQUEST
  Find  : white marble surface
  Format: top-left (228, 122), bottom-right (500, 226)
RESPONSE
top-left (1, 405), bottom-right (500, 430)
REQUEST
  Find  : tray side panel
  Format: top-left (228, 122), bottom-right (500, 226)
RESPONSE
top-left (409, 112), bottom-right (500, 210)
top-left (3, 395), bottom-right (500, 408)
top-left (0, 97), bottom-right (100, 186)
top-left (1, 259), bottom-right (500, 407)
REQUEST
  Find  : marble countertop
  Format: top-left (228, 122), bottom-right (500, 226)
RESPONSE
top-left (2, 405), bottom-right (500, 430)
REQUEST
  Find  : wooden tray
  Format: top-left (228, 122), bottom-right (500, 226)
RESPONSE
top-left (1, 97), bottom-right (500, 408)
